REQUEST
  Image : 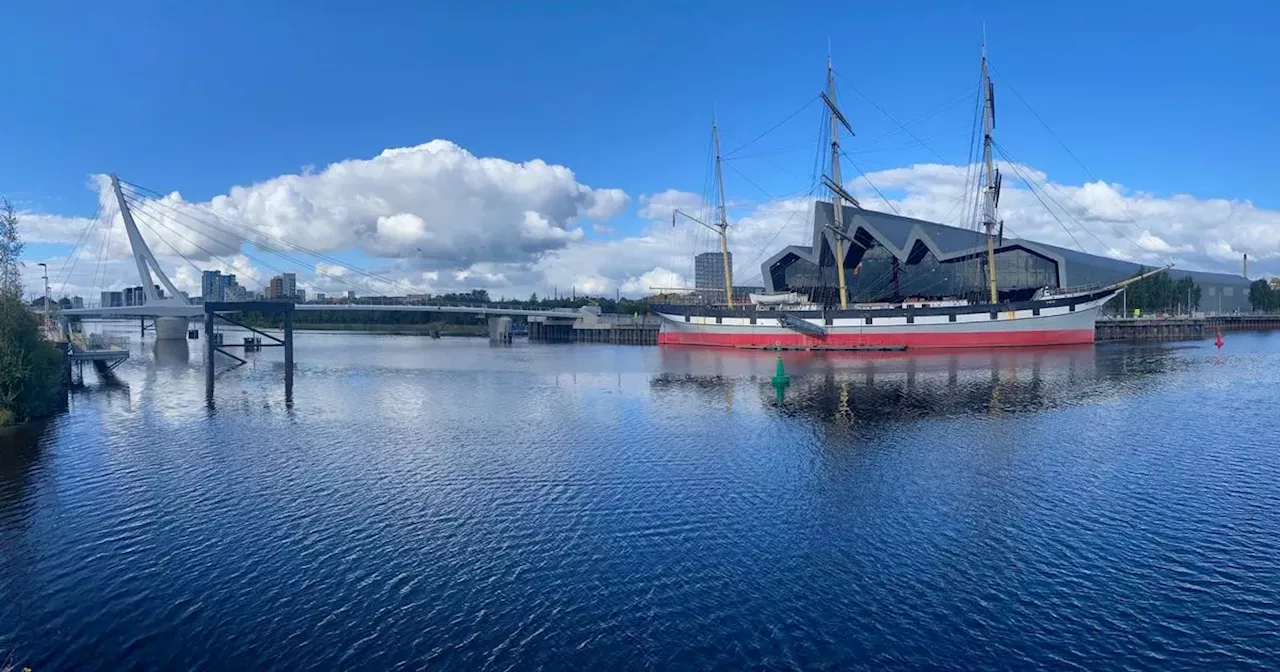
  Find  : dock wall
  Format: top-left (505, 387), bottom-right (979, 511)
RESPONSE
top-left (1096, 315), bottom-right (1280, 342)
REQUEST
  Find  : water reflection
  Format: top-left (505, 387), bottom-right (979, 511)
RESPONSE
top-left (653, 345), bottom-right (1175, 430)
top-left (0, 419), bottom-right (54, 556)
top-left (152, 338), bottom-right (191, 369)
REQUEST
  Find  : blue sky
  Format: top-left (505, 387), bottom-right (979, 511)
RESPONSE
top-left (4, 1), bottom-right (1278, 297)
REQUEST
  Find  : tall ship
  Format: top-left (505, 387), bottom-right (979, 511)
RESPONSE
top-left (655, 47), bottom-right (1162, 350)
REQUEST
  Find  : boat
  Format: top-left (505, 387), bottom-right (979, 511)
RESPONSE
top-left (654, 47), bottom-right (1163, 350)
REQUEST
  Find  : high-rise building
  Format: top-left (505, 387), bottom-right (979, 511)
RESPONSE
top-left (122, 284), bottom-right (163, 306)
top-left (282, 273), bottom-right (297, 300)
top-left (266, 276), bottom-right (284, 300)
top-left (70, 296), bottom-right (84, 309)
top-left (296, 288), bottom-right (306, 303)
top-left (346, 290), bottom-right (356, 301)
top-left (694, 252), bottom-right (730, 303)
top-left (100, 291), bottom-right (124, 308)
top-left (202, 270), bottom-right (222, 301)
top-left (315, 292), bottom-right (327, 301)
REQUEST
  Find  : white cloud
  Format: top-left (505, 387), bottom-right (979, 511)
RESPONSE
top-left (638, 189), bottom-right (705, 222)
top-left (621, 267), bottom-right (688, 295)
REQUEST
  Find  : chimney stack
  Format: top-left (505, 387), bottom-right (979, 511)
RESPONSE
top-left (1243, 253), bottom-right (1249, 279)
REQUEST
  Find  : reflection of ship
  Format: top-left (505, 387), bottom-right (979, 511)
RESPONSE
top-left (655, 49), bottom-right (1162, 350)
top-left (652, 344), bottom-right (1172, 427)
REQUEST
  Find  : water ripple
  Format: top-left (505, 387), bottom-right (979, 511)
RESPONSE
top-left (1, 336), bottom-right (1280, 669)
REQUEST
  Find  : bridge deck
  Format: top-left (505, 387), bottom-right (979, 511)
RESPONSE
top-left (61, 303), bottom-right (583, 319)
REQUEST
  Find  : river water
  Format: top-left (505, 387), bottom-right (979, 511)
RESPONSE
top-left (2, 329), bottom-right (1279, 670)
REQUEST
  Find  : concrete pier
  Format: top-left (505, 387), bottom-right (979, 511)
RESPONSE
top-left (489, 316), bottom-right (513, 344)
top-left (1096, 315), bottom-right (1280, 343)
top-left (527, 310), bottom-right (659, 345)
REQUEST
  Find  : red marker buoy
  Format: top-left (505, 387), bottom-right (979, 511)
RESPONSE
top-left (1215, 330), bottom-right (1224, 349)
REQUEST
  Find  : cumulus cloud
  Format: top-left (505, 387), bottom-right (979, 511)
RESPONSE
top-left (197, 140), bottom-right (625, 265)
top-left (638, 189), bottom-right (706, 222)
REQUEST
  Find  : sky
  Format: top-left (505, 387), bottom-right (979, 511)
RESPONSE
top-left (3, 0), bottom-right (1279, 302)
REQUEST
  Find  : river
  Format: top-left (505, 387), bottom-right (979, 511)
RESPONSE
top-left (2, 330), bottom-right (1279, 670)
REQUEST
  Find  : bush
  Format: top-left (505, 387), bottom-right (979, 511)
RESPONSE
top-left (0, 294), bottom-right (66, 425)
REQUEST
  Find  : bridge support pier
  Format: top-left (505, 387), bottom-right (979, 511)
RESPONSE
top-left (488, 316), bottom-right (513, 345)
top-left (204, 301), bottom-right (296, 406)
top-left (284, 310), bottom-right (293, 398)
top-left (204, 310), bottom-right (215, 398)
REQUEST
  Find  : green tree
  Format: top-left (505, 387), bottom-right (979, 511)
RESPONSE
top-left (0, 293), bottom-right (66, 424)
top-left (1249, 279), bottom-right (1276, 311)
top-left (0, 201), bottom-right (65, 425)
top-left (0, 198), bottom-right (22, 298)
top-left (1125, 267), bottom-right (1200, 315)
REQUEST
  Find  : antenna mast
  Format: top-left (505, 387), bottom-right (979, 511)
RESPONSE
top-left (980, 42), bottom-right (1001, 305)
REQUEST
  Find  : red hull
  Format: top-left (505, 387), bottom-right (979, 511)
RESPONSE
top-left (657, 328), bottom-right (1095, 349)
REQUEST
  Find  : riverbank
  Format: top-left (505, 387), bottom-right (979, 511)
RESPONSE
top-left (0, 297), bottom-right (67, 427)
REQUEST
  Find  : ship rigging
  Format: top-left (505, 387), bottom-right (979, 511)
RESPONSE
top-left (655, 43), bottom-right (1168, 350)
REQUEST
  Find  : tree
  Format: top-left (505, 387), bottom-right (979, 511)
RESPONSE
top-left (0, 198), bottom-right (22, 300)
top-left (1249, 279), bottom-right (1277, 312)
top-left (1124, 267), bottom-right (1201, 315)
top-left (0, 202), bottom-right (65, 425)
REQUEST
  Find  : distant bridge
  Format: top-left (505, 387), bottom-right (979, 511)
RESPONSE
top-left (60, 302), bottom-right (586, 320)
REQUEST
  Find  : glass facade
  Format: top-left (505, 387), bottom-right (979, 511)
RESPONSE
top-left (774, 241), bottom-right (1059, 304)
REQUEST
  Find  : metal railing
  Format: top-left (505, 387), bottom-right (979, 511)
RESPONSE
top-left (594, 314), bottom-right (662, 328)
top-left (77, 334), bottom-right (131, 351)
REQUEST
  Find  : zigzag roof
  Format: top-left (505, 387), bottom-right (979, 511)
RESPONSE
top-left (760, 201), bottom-right (1250, 293)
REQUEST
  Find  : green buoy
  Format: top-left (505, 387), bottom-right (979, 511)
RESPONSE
top-left (770, 355), bottom-right (791, 404)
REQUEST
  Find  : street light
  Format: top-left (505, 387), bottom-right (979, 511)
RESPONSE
top-left (37, 262), bottom-right (49, 330)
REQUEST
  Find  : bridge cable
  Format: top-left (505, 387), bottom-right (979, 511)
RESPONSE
top-left (125, 191), bottom-right (435, 298)
top-left (120, 187), bottom-right (404, 296)
top-left (53, 198), bottom-right (106, 298)
top-left (92, 199), bottom-right (119, 305)
top-left (120, 181), bottom-right (437, 297)
top-left (124, 196), bottom-right (383, 297)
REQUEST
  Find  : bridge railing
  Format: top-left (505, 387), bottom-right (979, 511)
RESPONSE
top-left (594, 314), bottom-right (662, 328)
top-left (79, 334), bottom-right (131, 351)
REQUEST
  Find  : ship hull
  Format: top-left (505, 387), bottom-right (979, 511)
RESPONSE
top-left (656, 290), bottom-right (1116, 350)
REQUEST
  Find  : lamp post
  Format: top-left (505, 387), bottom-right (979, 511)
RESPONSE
top-left (37, 262), bottom-right (49, 330)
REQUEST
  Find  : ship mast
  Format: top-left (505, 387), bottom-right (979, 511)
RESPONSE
top-left (712, 118), bottom-right (734, 308)
top-left (979, 41), bottom-right (1002, 305)
top-left (672, 118), bottom-right (736, 307)
top-left (822, 55), bottom-right (856, 310)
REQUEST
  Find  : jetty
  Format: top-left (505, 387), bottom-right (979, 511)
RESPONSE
top-left (1096, 314), bottom-right (1280, 342)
